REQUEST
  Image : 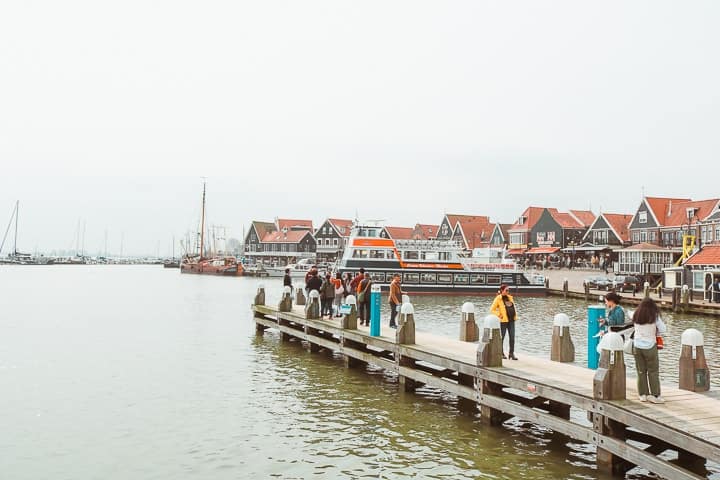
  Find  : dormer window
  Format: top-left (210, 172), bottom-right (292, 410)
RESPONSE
top-left (686, 207), bottom-right (696, 221)
top-left (518, 216), bottom-right (526, 225)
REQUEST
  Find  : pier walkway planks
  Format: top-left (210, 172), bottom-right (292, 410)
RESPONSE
top-left (252, 302), bottom-right (720, 479)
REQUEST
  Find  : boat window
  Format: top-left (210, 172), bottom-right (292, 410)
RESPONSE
top-left (386, 272), bottom-right (402, 280)
top-left (470, 274), bottom-right (485, 284)
top-left (454, 274), bottom-right (469, 284)
top-left (370, 272), bottom-right (385, 282)
top-left (352, 249), bottom-right (369, 258)
top-left (439, 252), bottom-right (451, 261)
top-left (487, 275), bottom-right (502, 285)
top-left (404, 251), bottom-right (419, 260)
top-left (404, 273), bottom-right (420, 283)
top-left (502, 274), bottom-right (515, 284)
top-left (422, 251), bottom-right (439, 261)
top-left (437, 273), bottom-right (452, 284)
top-left (370, 250), bottom-right (386, 259)
top-left (386, 250), bottom-right (396, 259)
top-left (421, 273), bottom-right (437, 283)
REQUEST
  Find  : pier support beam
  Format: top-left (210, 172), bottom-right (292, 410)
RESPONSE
top-left (593, 332), bottom-right (628, 476)
top-left (396, 304), bottom-right (417, 392)
top-left (304, 326), bottom-right (320, 353)
top-left (255, 323), bottom-right (267, 336)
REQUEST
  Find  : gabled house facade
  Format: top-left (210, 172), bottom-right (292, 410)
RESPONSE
top-left (657, 198), bottom-right (719, 248)
top-left (489, 223), bottom-right (512, 248)
top-left (243, 218), bottom-right (315, 264)
top-left (507, 207), bottom-right (547, 254)
top-left (582, 213), bottom-right (632, 247)
top-left (314, 218), bottom-right (353, 263)
top-left (412, 224), bottom-right (438, 240)
top-left (628, 196), bottom-right (690, 246)
top-left (436, 214), bottom-right (493, 250)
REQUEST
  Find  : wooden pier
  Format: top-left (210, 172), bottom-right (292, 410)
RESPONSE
top-left (252, 288), bottom-right (720, 479)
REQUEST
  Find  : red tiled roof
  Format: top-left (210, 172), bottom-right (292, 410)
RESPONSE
top-left (276, 218), bottom-right (313, 231)
top-left (644, 197), bottom-right (691, 227)
top-left (686, 245), bottom-right (720, 265)
top-left (262, 230), bottom-right (312, 243)
top-left (603, 213), bottom-right (633, 242)
top-left (252, 221), bottom-right (276, 238)
top-left (328, 218), bottom-right (353, 236)
top-left (551, 211), bottom-right (584, 229)
top-left (446, 214), bottom-right (490, 228)
top-left (662, 199), bottom-right (720, 227)
top-left (508, 207), bottom-right (551, 232)
top-left (569, 210), bottom-right (596, 227)
top-left (413, 224), bottom-right (439, 240)
top-left (384, 226), bottom-right (414, 240)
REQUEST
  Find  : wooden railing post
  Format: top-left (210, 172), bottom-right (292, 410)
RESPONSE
top-left (477, 314), bottom-right (505, 425)
top-left (551, 313), bottom-right (575, 362)
top-left (459, 302), bottom-right (479, 342)
top-left (563, 278), bottom-right (568, 299)
top-left (593, 332), bottom-right (628, 475)
top-left (253, 284), bottom-right (265, 306)
top-left (295, 288), bottom-right (306, 306)
top-left (397, 303), bottom-right (417, 392)
top-left (305, 289), bottom-right (320, 319)
top-left (679, 329), bottom-right (710, 392)
top-left (278, 286), bottom-right (293, 312)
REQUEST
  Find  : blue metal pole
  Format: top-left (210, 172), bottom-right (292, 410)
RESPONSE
top-left (370, 284), bottom-right (381, 336)
top-left (587, 304), bottom-right (605, 369)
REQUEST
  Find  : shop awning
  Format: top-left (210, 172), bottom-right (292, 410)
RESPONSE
top-left (526, 247), bottom-right (560, 255)
top-left (506, 249), bottom-right (526, 255)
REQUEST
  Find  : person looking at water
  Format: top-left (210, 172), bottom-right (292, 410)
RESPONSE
top-left (490, 283), bottom-right (518, 360)
top-left (631, 298), bottom-right (667, 403)
top-left (357, 272), bottom-right (372, 326)
top-left (283, 268), bottom-right (292, 293)
top-left (599, 292), bottom-right (625, 334)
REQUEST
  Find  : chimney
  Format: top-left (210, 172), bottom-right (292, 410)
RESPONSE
top-left (667, 200), bottom-right (672, 218)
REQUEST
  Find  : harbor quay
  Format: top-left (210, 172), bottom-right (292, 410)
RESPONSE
top-left (253, 284), bottom-right (720, 479)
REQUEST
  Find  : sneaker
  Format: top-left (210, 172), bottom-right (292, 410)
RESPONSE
top-left (502, 354), bottom-right (507, 359)
top-left (639, 395), bottom-right (647, 402)
top-left (648, 395), bottom-right (665, 404)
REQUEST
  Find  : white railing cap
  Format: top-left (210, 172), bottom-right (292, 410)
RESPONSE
top-left (258, 283), bottom-right (265, 289)
top-left (461, 302), bottom-right (475, 314)
top-left (283, 286), bottom-right (292, 294)
top-left (597, 332), bottom-right (624, 353)
top-left (553, 313), bottom-right (570, 327)
top-left (401, 303), bottom-right (414, 315)
top-left (309, 289), bottom-right (320, 299)
top-left (681, 328), bottom-right (704, 347)
top-left (345, 294), bottom-right (357, 306)
top-left (483, 314), bottom-right (501, 330)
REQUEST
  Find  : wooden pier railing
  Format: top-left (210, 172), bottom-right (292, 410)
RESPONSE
top-left (252, 287), bottom-right (718, 479)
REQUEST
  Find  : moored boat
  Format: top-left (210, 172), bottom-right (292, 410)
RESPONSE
top-left (337, 223), bottom-right (546, 295)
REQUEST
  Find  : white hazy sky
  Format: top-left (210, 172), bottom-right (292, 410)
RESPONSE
top-left (1, 1), bottom-right (719, 256)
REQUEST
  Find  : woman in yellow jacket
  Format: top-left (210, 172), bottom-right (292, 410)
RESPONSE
top-left (490, 284), bottom-right (518, 360)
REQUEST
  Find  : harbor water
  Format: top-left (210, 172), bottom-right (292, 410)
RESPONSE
top-left (1, 266), bottom-right (719, 479)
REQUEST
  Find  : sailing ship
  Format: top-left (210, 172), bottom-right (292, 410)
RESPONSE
top-left (163, 236), bottom-right (180, 268)
top-left (180, 182), bottom-right (243, 276)
top-left (337, 223), bottom-right (546, 295)
top-left (0, 201), bottom-right (52, 265)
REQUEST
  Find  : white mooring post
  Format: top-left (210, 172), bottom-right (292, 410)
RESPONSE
top-left (551, 313), bottom-right (575, 362)
top-left (679, 329), bottom-right (710, 392)
top-left (459, 302), bottom-right (479, 342)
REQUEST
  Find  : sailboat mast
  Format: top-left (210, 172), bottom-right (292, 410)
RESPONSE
top-left (13, 200), bottom-right (19, 255)
top-left (199, 181), bottom-right (206, 258)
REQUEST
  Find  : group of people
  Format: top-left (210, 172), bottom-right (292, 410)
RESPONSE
top-left (284, 267), bottom-right (406, 328)
top-left (492, 286), bottom-right (667, 403)
top-left (596, 292), bottom-right (667, 403)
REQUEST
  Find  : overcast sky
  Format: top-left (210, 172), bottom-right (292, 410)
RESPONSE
top-left (1, 1), bottom-right (719, 256)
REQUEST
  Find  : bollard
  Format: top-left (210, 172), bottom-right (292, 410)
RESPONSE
top-left (563, 279), bottom-right (568, 299)
top-left (587, 304), bottom-right (605, 369)
top-left (593, 332), bottom-right (626, 400)
top-left (672, 287), bottom-right (680, 312)
top-left (679, 329), bottom-right (710, 392)
top-left (459, 302), bottom-right (479, 342)
top-left (682, 285), bottom-right (690, 313)
top-left (396, 303), bottom-right (415, 345)
top-left (295, 288), bottom-right (306, 306)
top-left (477, 315), bottom-right (503, 367)
top-left (402, 294), bottom-right (410, 305)
top-left (584, 282), bottom-right (590, 301)
top-left (658, 284), bottom-right (662, 299)
top-left (551, 313), bottom-right (575, 362)
top-left (278, 286), bottom-right (293, 312)
top-left (369, 284), bottom-right (381, 337)
top-left (341, 295), bottom-right (358, 330)
top-left (643, 281), bottom-right (650, 299)
top-left (305, 289), bottom-right (321, 319)
top-left (545, 278), bottom-right (550, 289)
top-left (254, 284), bottom-right (266, 306)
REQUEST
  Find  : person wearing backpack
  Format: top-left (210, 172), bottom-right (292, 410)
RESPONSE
top-left (631, 298), bottom-right (667, 403)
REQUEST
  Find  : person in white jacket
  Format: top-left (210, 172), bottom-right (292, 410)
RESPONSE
top-left (632, 298), bottom-right (667, 403)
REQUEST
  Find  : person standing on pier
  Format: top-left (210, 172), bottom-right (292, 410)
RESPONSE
top-left (332, 272), bottom-right (344, 317)
top-left (357, 272), bottom-right (372, 326)
top-left (490, 284), bottom-right (518, 360)
top-left (306, 269), bottom-right (322, 297)
top-left (631, 298), bottom-right (667, 403)
top-left (598, 292), bottom-right (625, 334)
top-left (388, 273), bottom-right (404, 329)
top-left (320, 273), bottom-right (335, 318)
top-left (283, 268), bottom-right (293, 293)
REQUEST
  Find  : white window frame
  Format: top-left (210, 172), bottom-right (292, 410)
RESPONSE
top-left (639, 211), bottom-right (647, 224)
